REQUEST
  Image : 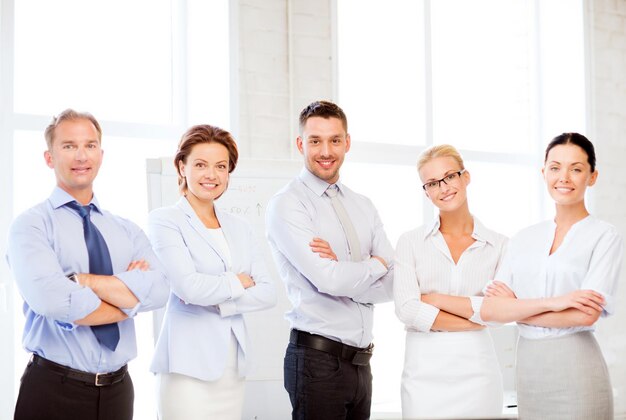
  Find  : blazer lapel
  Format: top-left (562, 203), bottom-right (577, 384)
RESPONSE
top-left (176, 197), bottom-right (229, 270)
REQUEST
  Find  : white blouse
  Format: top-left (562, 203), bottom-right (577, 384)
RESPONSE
top-left (496, 215), bottom-right (623, 339)
top-left (205, 227), bottom-right (232, 269)
top-left (394, 217), bottom-right (508, 332)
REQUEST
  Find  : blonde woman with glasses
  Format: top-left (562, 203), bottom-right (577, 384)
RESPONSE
top-left (393, 144), bottom-right (505, 418)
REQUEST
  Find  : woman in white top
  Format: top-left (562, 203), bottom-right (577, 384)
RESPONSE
top-left (148, 125), bottom-right (277, 420)
top-left (394, 144), bottom-right (505, 418)
top-left (474, 133), bottom-right (622, 419)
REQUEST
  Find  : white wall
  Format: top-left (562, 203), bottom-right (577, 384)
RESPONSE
top-left (237, 0), bottom-right (333, 160)
top-left (588, 0), bottom-right (626, 415)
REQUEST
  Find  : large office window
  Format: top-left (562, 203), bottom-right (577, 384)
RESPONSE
top-left (3, 1), bottom-right (231, 419)
top-left (337, 0), bottom-right (587, 414)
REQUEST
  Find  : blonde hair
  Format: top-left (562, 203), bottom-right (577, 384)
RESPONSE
top-left (417, 144), bottom-right (465, 171)
top-left (44, 109), bottom-right (102, 150)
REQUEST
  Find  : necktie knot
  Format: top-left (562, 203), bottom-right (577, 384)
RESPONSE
top-left (66, 201), bottom-right (92, 219)
top-left (325, 185), bottom-right (339, 198)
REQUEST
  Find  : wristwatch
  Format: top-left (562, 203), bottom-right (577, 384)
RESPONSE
top-left (67, 272), bottom-right (79, 283)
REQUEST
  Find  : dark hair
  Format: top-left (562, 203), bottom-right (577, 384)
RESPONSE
top-left (174, 124), bottom-right (239, 195)
top-left (44, 109), bottom-right (102, 149)
top-left (545, 132), bottom-right (596, 172)
top-left (298, 100), bottom-right (348, 133)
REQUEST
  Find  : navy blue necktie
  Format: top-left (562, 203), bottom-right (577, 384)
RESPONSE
top-left (66, 201), bottom-right (120, 351)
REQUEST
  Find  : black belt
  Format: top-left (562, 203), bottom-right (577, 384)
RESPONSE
top-left (31, 354), bottom-right (128, 387)
top-left (289, 329), bottom-right (373, 366)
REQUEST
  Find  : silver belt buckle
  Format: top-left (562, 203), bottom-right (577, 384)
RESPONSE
top-left (95, 372), bottom-right (105, 386)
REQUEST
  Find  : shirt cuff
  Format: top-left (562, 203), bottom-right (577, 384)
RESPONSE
top-left (366, 257), bottom-right (388, 280)
top-left (121, 301), bottom-right (141, 318)
top-left (67, 286), bottom-right (101, 325)
top-left (414, 302), bottom-right (440, 332)
top-left (218, 300), bottom-right (238, 317)
top-left (115, 270), bottom-right (152, 303)
top-left (601, 292), bottom-right (614, 317)
top-left (468, 296), bottom-right (486, 325)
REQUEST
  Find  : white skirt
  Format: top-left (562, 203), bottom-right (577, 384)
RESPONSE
top-left (156, 332), bottom-right (245, 420)
top-left (516, 331), bottom-right (613, 420)
top-left (401, 329), bottom-right (503, 419)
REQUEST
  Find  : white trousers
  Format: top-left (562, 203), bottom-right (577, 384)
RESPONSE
top-left (156, 333), bottom-right (245, 420)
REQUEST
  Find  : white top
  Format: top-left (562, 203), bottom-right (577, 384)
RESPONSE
top-left (394, 216), bottom-right (508, 332)
top-left (495, 215), bottom-right (623, 339)
top-left (206, 227), bottom-right (232, 269)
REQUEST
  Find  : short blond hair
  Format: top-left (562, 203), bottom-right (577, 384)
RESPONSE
top-left (44, 109), bottom-right (102, 150)
top-left (417, 144), bottom-right (465, 171)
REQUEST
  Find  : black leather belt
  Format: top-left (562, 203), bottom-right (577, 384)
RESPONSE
top-left (289, 329), bottom-right (373, 366)
top-left (31, 354), bottom-right (128, 387)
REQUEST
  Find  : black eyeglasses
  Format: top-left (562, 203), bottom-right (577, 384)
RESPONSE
top-left (422, 169), bottom-right (466, 191)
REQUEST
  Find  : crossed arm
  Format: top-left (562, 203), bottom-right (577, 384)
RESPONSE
top-left (417, 294), bottom-right (484, 332)
top-left (73, 259), bottom-right (148, 325)
top-left (416, 282), bottom-right (604, 331)
top-left (308, 237), bottom-right (392, 304)
top-left (480, 281), bottom-right (604, 327)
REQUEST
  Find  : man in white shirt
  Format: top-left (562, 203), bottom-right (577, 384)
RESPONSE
top-left (266, 100), bottom-right (394, 419)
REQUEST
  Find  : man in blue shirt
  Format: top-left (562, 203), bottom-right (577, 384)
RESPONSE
top-left (7, 109), bottom-right (168, 420)
top-left (266, 101), bottom-right (394, 419)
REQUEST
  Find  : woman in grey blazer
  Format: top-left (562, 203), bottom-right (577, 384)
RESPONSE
top-left (148, 125), bottom-right (277, 420)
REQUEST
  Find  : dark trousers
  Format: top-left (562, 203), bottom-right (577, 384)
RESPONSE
top-left (284, 342), bottom-right (373, 420)
top-left (14, 359), bottom-right (134, 420)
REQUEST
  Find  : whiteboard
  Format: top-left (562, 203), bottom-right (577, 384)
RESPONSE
top-left (147, 157), bottom-right (301, 418)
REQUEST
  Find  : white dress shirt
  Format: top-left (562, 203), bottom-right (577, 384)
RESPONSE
top-left (496, 215), bottom-right (623, 339)
top-left (394, 216), bottom-right (507, 332)
top-left (265, 168), bottom-right (394, 348)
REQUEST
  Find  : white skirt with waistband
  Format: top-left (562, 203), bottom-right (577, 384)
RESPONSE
top-left (401, 329), bottom-right (503, 419)
top-left (516, 330), bottom-right (613, 420)
top-left (156, 332), bottom-right (245, 420)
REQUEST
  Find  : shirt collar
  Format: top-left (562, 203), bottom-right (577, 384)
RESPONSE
top-left (422, 214), bottom-right (498, 246)
top-left (49, 186), bottom-right (103, 214)
top-left (298, 167), bottom-right (346, 197)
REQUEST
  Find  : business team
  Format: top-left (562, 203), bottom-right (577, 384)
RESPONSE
top-left (6, 103), bottom-right (622, 420)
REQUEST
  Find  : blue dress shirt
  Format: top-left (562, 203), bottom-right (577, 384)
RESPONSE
top-left (266, 168), bottom-right (394, 348)
top-left (6, 187), bottom-right (169, 373)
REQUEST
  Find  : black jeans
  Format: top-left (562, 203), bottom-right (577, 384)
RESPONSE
top-left (14, 359), bottom-right (134, 420)
top-left (284, 342), bottom-right (373, 420)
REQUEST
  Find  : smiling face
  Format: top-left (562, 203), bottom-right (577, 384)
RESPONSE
top-left (419, 156), bottom-right (470, 212)
top-left (542, 143), bottom-right (597, 208)
top-left (44, 118), bottom-right (103, 203)
top-left (179, 142), bottom-right (230, 204)
top-left (297, 116), bottom-right (350, 185)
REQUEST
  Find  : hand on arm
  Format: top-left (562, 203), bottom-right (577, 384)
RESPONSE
top-left (481, 288), bottom-right (605, 324)
top-left (310, 237), bottom-right (388, 268)
top-left (309, 237), bottom-right (338, 261)
top-left (484, 281), bottom-right (517, 298)
top-left (237, 273), bottom-right (256, 289)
